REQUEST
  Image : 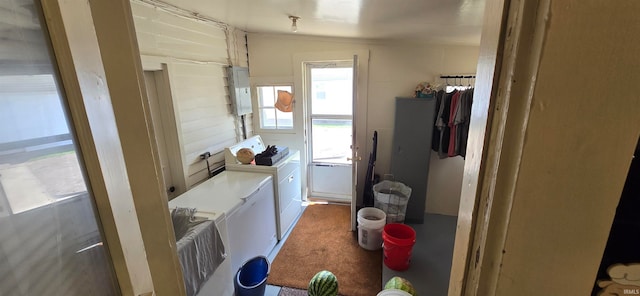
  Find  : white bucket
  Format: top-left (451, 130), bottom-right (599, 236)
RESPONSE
top-left (376, 289), bottom-right (412, 296)
top-left (357, 207), bottom-right (386, 250)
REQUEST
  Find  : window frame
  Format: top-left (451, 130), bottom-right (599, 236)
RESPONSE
top-left (253, 83), bottom-right (295, 133)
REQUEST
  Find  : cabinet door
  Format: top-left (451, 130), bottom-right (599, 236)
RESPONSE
top-left (278, 166), bottom-right (302, 238)
top-left (390, 98), bottom-right (437, 223)
top-left (226, 183), bottom-right (277, 273)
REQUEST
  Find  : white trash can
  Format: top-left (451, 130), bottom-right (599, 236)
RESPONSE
top-left (357, 207), bottom-right (386, 250)
top-left (377, 289), bottom-right (412, 296)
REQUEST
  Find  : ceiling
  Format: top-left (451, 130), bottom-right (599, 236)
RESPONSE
top-left (155, 0), bottom-right (487, 45)
top-left (0, 0), bottom-right (486, 76)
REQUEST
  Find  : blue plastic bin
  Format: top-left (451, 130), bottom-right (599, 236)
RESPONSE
top-left (234, 256), bottom-right (270, 296)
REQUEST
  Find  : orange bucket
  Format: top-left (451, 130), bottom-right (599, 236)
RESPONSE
top-left (382, 223), bottom-right (416, 271)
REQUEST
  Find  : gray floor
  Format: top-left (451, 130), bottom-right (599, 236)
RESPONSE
top-left (264, 211), bottom-right (457, 296)
top-left (382, 214), bottom-right (458, 296)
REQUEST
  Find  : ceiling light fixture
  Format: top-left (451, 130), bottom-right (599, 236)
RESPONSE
top-left (289, 16), bottom-right (300, 32)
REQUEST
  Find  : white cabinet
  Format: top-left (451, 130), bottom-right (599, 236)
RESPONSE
top-left (225, 136), bottom-right (303, 241)
top-left (277, 161), bottom-right (301, 239)
top-left (226, 180), bottom-right (277, 274)
top-left (169, 171), bottom-right (276, 296)
top-left (197, 217), bottom-right (232, 296)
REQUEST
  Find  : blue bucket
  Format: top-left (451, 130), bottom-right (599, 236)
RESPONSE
top-left (234, 256), bottom-right (270, 296)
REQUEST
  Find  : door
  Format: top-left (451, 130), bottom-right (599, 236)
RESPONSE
top-left (0, 0), bottom-right (119, 294)
top-left (306, 61), bottom-right (356, 201)
top-left (143, 70), bottom-right (178, 199)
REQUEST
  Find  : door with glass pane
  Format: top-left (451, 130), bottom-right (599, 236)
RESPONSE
top-left (0, 1), bottom-right (119, 294)
top-left (306, 62), bottom-right (354, 200)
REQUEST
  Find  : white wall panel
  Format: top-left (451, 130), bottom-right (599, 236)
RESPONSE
top-left (131, 2), bottom-right (248, 188)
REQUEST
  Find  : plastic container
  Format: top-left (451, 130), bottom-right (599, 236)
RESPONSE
top-left (382, 223), bottom-right (416, 271)
top-left (377, 289), bottom-right (413, 296)
top-left (234, 256), bottom-right (270, 296)
top-left (357, 207), bottom-right (386, 250)
top-left (373, 180), bottom-right (412, 223)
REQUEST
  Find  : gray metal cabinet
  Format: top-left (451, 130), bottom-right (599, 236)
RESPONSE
top-left (390, 97), bottom-right (437, 223)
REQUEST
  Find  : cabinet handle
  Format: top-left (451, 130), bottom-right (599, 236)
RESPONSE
top-left (288, 175), bottom-right (294, 183)
top-left (241, 187), bottom-right (261, 203)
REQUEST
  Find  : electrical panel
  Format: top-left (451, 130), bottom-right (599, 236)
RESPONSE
top-left (227, 66), bottom-right (252, 116)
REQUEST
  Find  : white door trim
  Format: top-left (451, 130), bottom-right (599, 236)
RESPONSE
top-left (292, 50), bottom-right (370, 206)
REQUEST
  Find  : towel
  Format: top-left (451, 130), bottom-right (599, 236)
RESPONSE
top-left (172, 207), bottom-right (226, 296)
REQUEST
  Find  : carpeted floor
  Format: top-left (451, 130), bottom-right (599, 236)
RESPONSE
top-left (267, 204), bottom-right (382, 296)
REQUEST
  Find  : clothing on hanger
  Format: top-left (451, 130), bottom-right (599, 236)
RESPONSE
top-left (432, 90), bottom-right (445, 152)
top-left (436, 90), bottom-right (456, 159)
top-left (448, 91), bottom-right (461, 157)
top-left (432, 83), bottom-right (475, 159)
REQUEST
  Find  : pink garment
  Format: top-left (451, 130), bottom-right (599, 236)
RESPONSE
top-left (448, 91), bottom-right (461, 157)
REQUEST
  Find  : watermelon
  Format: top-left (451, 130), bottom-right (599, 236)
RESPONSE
top-left (384, 276), bottom-right (417, 296)
top-left (308, 270), bottom-right (339, 296)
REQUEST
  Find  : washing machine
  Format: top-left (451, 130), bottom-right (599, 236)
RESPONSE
top-left (225, 135), bottom-right (302, 240)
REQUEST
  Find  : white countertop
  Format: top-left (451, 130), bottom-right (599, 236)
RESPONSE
top-left (168, 171), bottom-right (272, 221)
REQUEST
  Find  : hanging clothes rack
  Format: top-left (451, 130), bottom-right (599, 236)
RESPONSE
top-left (432, 75), bottom-right (476, 159)
top-left (439, 75), bottom-right (476, 79)
top-left (440, 75), bottom-right (475, 89)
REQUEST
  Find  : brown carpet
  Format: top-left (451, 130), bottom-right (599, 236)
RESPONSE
top-left (267, 204), bottom-right (382, 296)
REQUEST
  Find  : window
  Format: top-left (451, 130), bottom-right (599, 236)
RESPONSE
top-left (307, 65), bottom-right (353, 164)
top-left (256, 85), bottom-right (293, 129)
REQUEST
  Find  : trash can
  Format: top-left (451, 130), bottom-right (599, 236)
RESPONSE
top-left (373, 179), bottom-right (412, 223)
top-left (357, 207), bottom-right (386, 250)
top-left (235, 256), bottom-right (270, 296)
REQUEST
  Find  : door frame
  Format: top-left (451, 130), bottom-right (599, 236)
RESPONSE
top-left (292, 50), bottom-right (369, 230)
top-left (447, 0), bottom-right (509, 293)
top-left (42, 0), bottom-right (185, 294)
top-left (141, 60), bottom-right (187, 200)
top-left (450, 0), bottom-right (640, 294)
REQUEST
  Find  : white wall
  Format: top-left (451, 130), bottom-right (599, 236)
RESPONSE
top-left (248, 33), bottom-right (478, 215)
top-left (131, 2), bottom-right (249, 188)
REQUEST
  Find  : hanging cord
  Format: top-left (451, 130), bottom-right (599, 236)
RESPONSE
top-left (240, 114), bottom-right (247, 139)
